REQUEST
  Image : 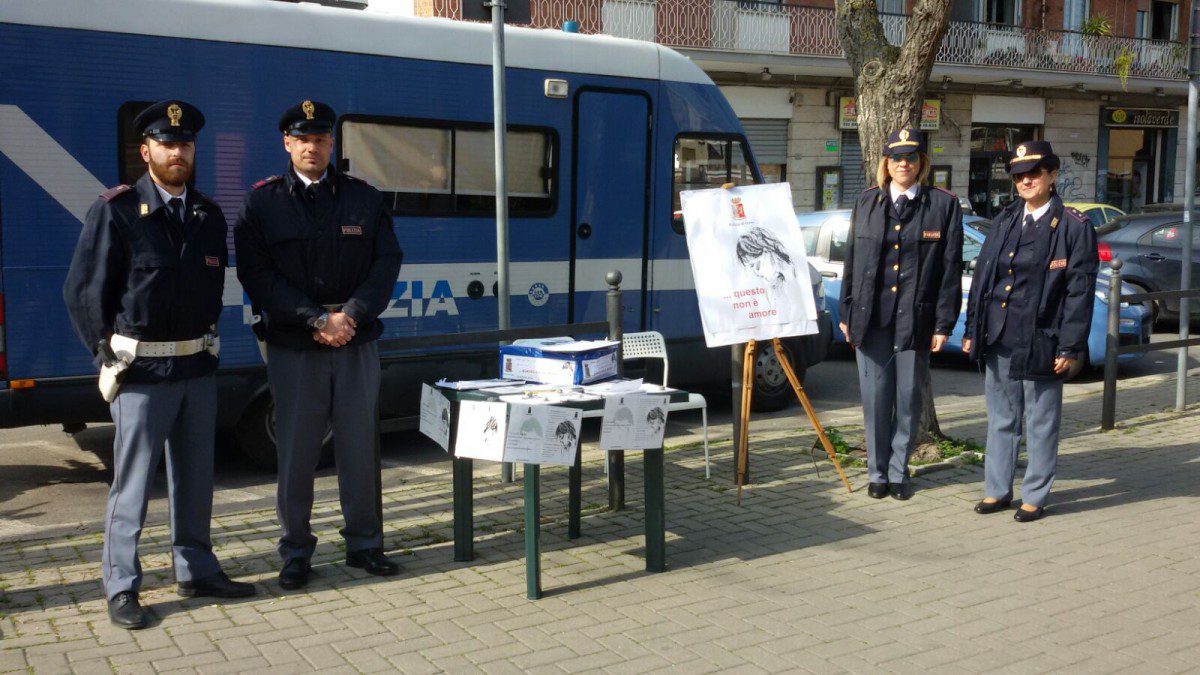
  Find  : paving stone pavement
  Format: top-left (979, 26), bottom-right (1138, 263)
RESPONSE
top-left (1, 367), bottom-right (1198, 674)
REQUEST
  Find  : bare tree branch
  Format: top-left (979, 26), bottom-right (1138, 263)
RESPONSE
top-left (834, 0), bottom-right (896, 74)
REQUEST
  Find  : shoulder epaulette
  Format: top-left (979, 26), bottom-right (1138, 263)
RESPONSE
top-left (251, 175), bottom-right (282, 190)
top-left (100, 185), bottom-right (132, 202)
top-left (1063, 206), bottom-right (1089, 224)
top-left (860, 186), bottom-right (880, 195)
top-left (340, 172), bottom-right (369, 185)
top-left (933, 186), bottom-right (957, 198)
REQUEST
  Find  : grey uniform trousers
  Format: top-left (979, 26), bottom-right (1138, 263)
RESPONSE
top-left (103, 376), bottom-right (221, 600)
top-left (267, 341), bottom-right (382, 562)
top-left (983, 346), bottom-right (1063, 508)
top-left (855, 325), bottom-right (930, 485)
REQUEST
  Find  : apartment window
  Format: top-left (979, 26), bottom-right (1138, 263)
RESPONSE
top-left (878, 0), bottom-right (904, 15)
top-left (117, 101), bottom-right (156, 185)
top-left (671, 136), bottom-right (754, 214)
top-left (340, 117), bottom-right (555, 216)
top-left (1150, 1), bottom-right (1179, 41)
top-left (1063, 0), bottom-right (1089, 31)
top-left (1136, 11), bottom-right (1149, 38)
top-left (984, 0), bottom-right (1020, 25)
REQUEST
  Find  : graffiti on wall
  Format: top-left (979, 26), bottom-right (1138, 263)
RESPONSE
top-left (1056, 151), bottom-right (1092, 201)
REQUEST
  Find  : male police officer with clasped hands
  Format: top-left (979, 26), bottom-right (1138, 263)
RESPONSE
top-left (64, 100), bottom-right (255, 630)
top-left (235, 101), bottom-right (402, 590)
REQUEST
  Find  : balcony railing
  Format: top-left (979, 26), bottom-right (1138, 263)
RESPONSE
top-left (423, 0), bottom-right (1187, 81)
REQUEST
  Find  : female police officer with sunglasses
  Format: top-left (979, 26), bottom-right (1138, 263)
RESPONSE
top-left (840, 129), bottom-right (963, 501)
top-left (962, 141), bottom-right (1098, 522)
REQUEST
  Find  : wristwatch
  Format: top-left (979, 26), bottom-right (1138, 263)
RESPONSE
top-left (311, 312), bottom-right (330, 330)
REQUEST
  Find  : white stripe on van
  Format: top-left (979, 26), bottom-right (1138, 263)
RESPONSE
top-left (0, 104), bottom-right (105, 224)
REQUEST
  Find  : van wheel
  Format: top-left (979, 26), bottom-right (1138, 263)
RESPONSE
top-left (752, 342), bottom-right (804, 412)
top-left (235, 394), bottom-right (334, 472)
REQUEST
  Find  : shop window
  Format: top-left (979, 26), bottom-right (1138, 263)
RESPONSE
top-left (117, 101), bottom-right (155, 185)
top-left (340, 117), bottom-right (555, 217)
top-left (671, 135), bottom-right (755, 215)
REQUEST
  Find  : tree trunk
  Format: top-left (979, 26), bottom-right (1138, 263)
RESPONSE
top-left (835, 0), bottom-right (953, 444)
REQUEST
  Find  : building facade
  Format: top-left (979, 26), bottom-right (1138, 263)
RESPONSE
top-left (396, 0), bottom-right (1192, 215)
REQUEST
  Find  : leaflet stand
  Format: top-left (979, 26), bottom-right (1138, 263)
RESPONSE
top-left (735, 338), bottom-right (853, 503)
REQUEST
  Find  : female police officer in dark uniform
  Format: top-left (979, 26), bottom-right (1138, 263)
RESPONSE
top-left (963, 141), bottom-right (1098, 522)
top-left (840, 129), bottom-right (963, 501)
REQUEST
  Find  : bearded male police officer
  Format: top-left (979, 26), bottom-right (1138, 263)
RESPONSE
top-left (63, 100), bottom-right (255, 630)
top-left (235, 101), bottom-right (403, 590)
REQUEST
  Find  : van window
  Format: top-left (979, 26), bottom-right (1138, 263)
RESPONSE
top-left (340, 118), bottom-right (555, 216)
top-left (118, 101), bottom-right (155, 185)
top-left (672, 136), bottom-right (754, 214)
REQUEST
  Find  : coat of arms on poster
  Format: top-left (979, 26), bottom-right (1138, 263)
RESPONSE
top-left (678, 183), bottom-right (819, 347)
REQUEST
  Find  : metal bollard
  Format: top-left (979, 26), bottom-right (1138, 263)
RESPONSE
top-left (605, 270), bottom-right (625, 511)
top-left (1101, 258), bottom-right (1123, 430)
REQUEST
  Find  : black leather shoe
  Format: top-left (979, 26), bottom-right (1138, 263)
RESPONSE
top-left (867, 483), bottom-right (889, 499)
top-left (346, 548), bottom-right (400, 576)
top-left (278, 557), bottom-right (311, 590)
top-left (1014, 506), bottom-right (1045, 523)
top-left (974, 498), bottom-right (1012, 514)
top-left (107, 591), bottom-right (149, 630)
top-left (889, 483), bottom-right (913, 501)
top-left (178, 571), bottom-right (256, 599)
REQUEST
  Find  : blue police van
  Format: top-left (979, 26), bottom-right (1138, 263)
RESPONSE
top-left (0, 0), bottom-right (831, 467)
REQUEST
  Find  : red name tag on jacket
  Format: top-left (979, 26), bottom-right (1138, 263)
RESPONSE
top-left (341, 225), bottom-right (362, 236)
top-left (921, 230), bottom-right (941, 240)
top-left (205, 256), bottom-right (220, 267)
top-left (1049, 258), bottom-right (1067, 270)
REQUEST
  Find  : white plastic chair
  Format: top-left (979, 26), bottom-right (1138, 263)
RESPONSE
top-left (622, 331), bottom-right (711, 478)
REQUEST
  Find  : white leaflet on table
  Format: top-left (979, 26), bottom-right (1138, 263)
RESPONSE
top-left (497, 391), bottom-right (599, 405)
top-left (478, 385), bottom-right (529, 395)
top-left (454, 401), bottom-right (508, 462)
top-left (581, 378), bottom-right (643, 395)
top-left (435, 378), bottom-right (521, 390)
top-left (418, 383), bottom-right (451, 451)
top-left (538, 339), bottom-right (620, 353)
top-left (638, 383), bottom-right (675, 394)
top-left (503, 405), bottom-right (582, 466)
top-left (599, 394), bottom-right (670, 451)
top-left (678, 182), bottom-right (819, 347)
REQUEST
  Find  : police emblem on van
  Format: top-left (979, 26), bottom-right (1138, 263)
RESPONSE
top-left (528, 282), bottom-right (549, 307)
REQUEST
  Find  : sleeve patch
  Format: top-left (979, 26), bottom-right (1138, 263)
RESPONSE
top-left (100, 184), bottom-right (132, 202)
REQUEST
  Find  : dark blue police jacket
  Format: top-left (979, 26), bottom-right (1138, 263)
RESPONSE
top-left (233, 165), bottom-right (402, 350)
top-left (840, 184), bottom-right (964, 351)
top-left (63, 173), bottom-right (228, 383)
top-left (964, 193), bottom-right (1099, 380)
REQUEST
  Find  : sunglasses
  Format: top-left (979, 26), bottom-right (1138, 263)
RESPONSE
top-left (888, 152), bottom-right (919, 164)
top-left (1011, 167), bottom-right (1046, 182)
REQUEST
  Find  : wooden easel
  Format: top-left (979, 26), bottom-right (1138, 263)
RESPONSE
top-left (735, 339), bottom-right (853, 504)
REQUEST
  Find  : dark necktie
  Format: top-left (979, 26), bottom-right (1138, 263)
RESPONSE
top-left (1024, 214), bottom-right (1035, 229)
top-left (168, 197), bottom-right (185, 224)
top-left (895, 195), bottom-right (909, 218)
top-left (305, 183), bottom-right (319, 201)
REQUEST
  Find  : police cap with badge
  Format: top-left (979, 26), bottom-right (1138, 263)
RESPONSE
top-left (1007, 140), bottom-right (1060, 175)
top-left (133, 100), bottom-right (205, 142)
top-left (279, 100), bottom-right (337, 136)
top-left (882, 128), bottom-right (927, 156)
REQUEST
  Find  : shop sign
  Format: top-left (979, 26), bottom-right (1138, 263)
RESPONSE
top-left (920, 100), bottom-right (941, 130)
top-left (825, 139), bottom-right (839, 152)
top-left (837, 96), bottom-right (941, 130)
top-left (1103, 107), bottom-right (1179, 128)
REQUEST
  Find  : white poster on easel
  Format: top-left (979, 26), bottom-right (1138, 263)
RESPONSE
top-left (679, 183), bottom-right (819, 347)
top-left (454, 401), bottom-right (508, 462)
top-left (418, 384), bottom-right (451, 451)
top-left (504, 404), bottom-right (581, 466)
top-left (599, 394), bottom-right (670, 451)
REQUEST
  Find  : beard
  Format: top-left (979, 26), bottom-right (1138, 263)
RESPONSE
top-left (148, 156), bottom-right (193, 187)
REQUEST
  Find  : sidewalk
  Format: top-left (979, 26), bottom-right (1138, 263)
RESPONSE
top-left (2, 368), bottom-right (1198, 673)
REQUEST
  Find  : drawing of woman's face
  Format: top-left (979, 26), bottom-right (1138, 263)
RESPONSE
top-left (736, 227), bottom-right (793, 290)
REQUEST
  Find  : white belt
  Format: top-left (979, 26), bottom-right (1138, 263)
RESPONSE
top-left (110, 333), bottom-right (220, 359)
